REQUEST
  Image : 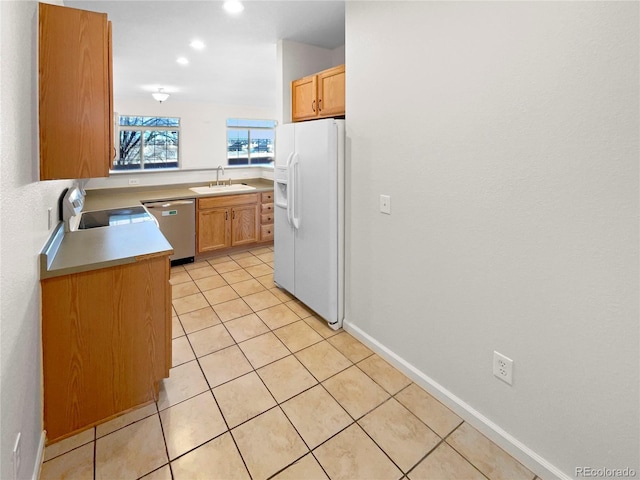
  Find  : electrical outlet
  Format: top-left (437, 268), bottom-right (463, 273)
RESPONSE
top-left (128, 178), bottom-right (140, 185)
top-left (12, 432), bottom-right (21, 480)
top-left (493, 351), bottom-right (513, 385)
top-left (379, 194), bottom-right (391, 214)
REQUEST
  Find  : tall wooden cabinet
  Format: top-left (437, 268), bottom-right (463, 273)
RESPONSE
top-left (41, 254), bottom-right (172, 443)
top-left (39, 3), bottom-right (113, 180)
top-left (292, 64), bottom-right (345, 122)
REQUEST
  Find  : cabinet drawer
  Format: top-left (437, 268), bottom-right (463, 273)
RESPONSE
top-left (261, 203), bottom-right (274, 214)
top-left (261, 212), bottom-right (274, 225)
top-left (199, 193), bottom-right (258, 209)
top-left (261, 191), bottom-right (274, 203)
top-left (260, 224), bottom-right (274, 241)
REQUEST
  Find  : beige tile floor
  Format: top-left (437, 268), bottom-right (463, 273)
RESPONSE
top-left (41, 246), bottom-right (540, 480)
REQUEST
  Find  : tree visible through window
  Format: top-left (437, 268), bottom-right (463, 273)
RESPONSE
top-left (227, 119), bottom-right (276, 165)
top-left (114, 116), bottom-right (180, 171)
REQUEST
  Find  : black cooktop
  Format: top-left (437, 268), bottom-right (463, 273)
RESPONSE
top-left (78, 206), bottom-right (154, 229)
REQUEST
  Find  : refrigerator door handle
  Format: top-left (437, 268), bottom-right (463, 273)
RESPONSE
top-left (291, 153), bottom-right (300, 230)
top-left (285, 152), bottom-right (294, 226)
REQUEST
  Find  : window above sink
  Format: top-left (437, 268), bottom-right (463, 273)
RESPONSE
top-left (227, 119), bottom-right (276, 166)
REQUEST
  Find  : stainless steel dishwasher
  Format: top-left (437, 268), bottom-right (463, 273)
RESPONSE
top-left (144, 199), bottom-right (195, 265)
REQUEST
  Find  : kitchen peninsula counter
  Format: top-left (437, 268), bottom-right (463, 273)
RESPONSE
top-left (40, 178), bottom-right (273, 279)
top-left (40, 222), bottom-right (173, 279)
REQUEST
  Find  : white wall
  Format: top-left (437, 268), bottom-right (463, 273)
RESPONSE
top-left (0, 1), bottom-right (73, 478)
top-left (85, 165), bottom-right (274, 190)
top-left (83, 98), bottom-right (275, 189)
top-left (345, 2), bottom-right (638, 478)
top-left (115, 98), bottom-right (275, 171)
top-left (277, 40), bottom-right (345, 124)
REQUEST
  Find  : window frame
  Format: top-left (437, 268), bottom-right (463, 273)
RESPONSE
top-left (113, 115), bottom-right (181, 172)
top-left (226, 118), bottom-right (276, 166)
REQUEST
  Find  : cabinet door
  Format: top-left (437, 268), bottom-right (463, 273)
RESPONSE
top-left (198, 208), bottom-right (230, 253)
top-left (318, 64), bottom-right (345, 118)
top-left (291, 75), bottom-right (318, 122)
top-left (41, 256), bottom-right (170, 442)
top-left (108, 20), bottom-right (115, 163)
top-left (231, 205), bottom-right (259, 246)
top-left (39, 3), bottom-right (112, 180)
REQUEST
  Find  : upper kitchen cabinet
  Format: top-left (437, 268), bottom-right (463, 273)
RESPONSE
top-left (292, 64), bottom-right (345, 122)
top-left (39, 3), bottom-right (113, 180)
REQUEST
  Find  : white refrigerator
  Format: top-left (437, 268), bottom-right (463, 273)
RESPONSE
top-left (274, 118), bottom-right (345, 330)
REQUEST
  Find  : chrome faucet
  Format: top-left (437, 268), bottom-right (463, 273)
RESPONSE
top-left (210, 165), bottom-right (225, 187)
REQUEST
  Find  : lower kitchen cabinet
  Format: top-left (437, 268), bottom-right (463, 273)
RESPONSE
top-left (259, 191), bottom-right (274, 242)
top-left (41, 254), bottom-right (171, 443)
top-left (198, 207), bottom-right (231, 251)
top-left (232, 204), bottom-right (260, 246)
top-left (197, 193), bottom-right (260, 253)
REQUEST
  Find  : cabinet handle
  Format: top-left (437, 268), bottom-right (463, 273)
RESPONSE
top-left (225, 211), bottom-right (228, 220)
top-left (232, 211), bottom-right (236, 220)
top-left (318, 99), bottom-right (322, 112)
top-left (312, 100), bottom-right (316, 112)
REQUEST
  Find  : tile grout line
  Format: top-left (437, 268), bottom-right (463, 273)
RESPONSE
top-left (438, 422), bottom-right (493, 480)
top-left (92, 427), bottom-right (96, 480)
top-left (188, 329), bottom-right (255, 480)
top-left (153, 407), bottom-right (174, 480)
top-left (188, 264), bottom-right (281, 480)
top-left (187, 259), bottom-right (338, 479)
top-left (171, 253), bottom-right (501, 480)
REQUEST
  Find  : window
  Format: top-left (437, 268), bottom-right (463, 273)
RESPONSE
top-left (114, 116), bottom-right (180, 171)
top-left (227, 119), bottom-right (276, 166)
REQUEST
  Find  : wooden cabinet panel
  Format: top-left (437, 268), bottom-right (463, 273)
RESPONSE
top-left (231, 205), bottom-right (259, 246)
top-left (198, 193), bottom-right (258, 209)
top-left (259, 190), bottom-right (274, 243)
top-left (39, 3), bottom-right (113, 180)
top-left (260, 224), bottom-right (274, 242)
top-left (318, 65), bottom-right (346, 118)
top-left (292, 75), bottom-right (318, 122)
top-left (197, 192), bottom-right (272, 253)
top-left (108, 21), bottom-right (114, 163)
top-left (42, 256), bottom-right (170, 442)
top-left (198, 208), bottom-right (230, 252)
top-left (292, 64), bottom-right (345, 122)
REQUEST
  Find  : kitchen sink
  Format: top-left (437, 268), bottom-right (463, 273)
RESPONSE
top-left (189, 184), bottom-right (256, 194)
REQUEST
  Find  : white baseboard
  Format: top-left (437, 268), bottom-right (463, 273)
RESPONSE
top-left (31, 431), bottom-right (46, 480)
top-left (343, 320), bottom-right (571, 480)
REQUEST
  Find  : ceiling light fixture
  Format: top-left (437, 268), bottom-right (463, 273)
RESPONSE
top-left (176, 57), bottom-right (189, 65)
top-left (190, 40), bottom-right (205, 50)
top-left (223, 0), bottom-right (244, 14)
top-left (152, 88), bottom-right (170, 103)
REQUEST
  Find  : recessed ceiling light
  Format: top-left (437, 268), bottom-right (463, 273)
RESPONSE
top-left (190, 40), bottom-right (205, 50)
top-left (223, 0), bottom-right (244, 14)
top-left (176, 57), bottom-right (189, 65)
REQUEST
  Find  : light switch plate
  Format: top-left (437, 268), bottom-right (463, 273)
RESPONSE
top-left (380, 195), bottom-right (391, 214)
